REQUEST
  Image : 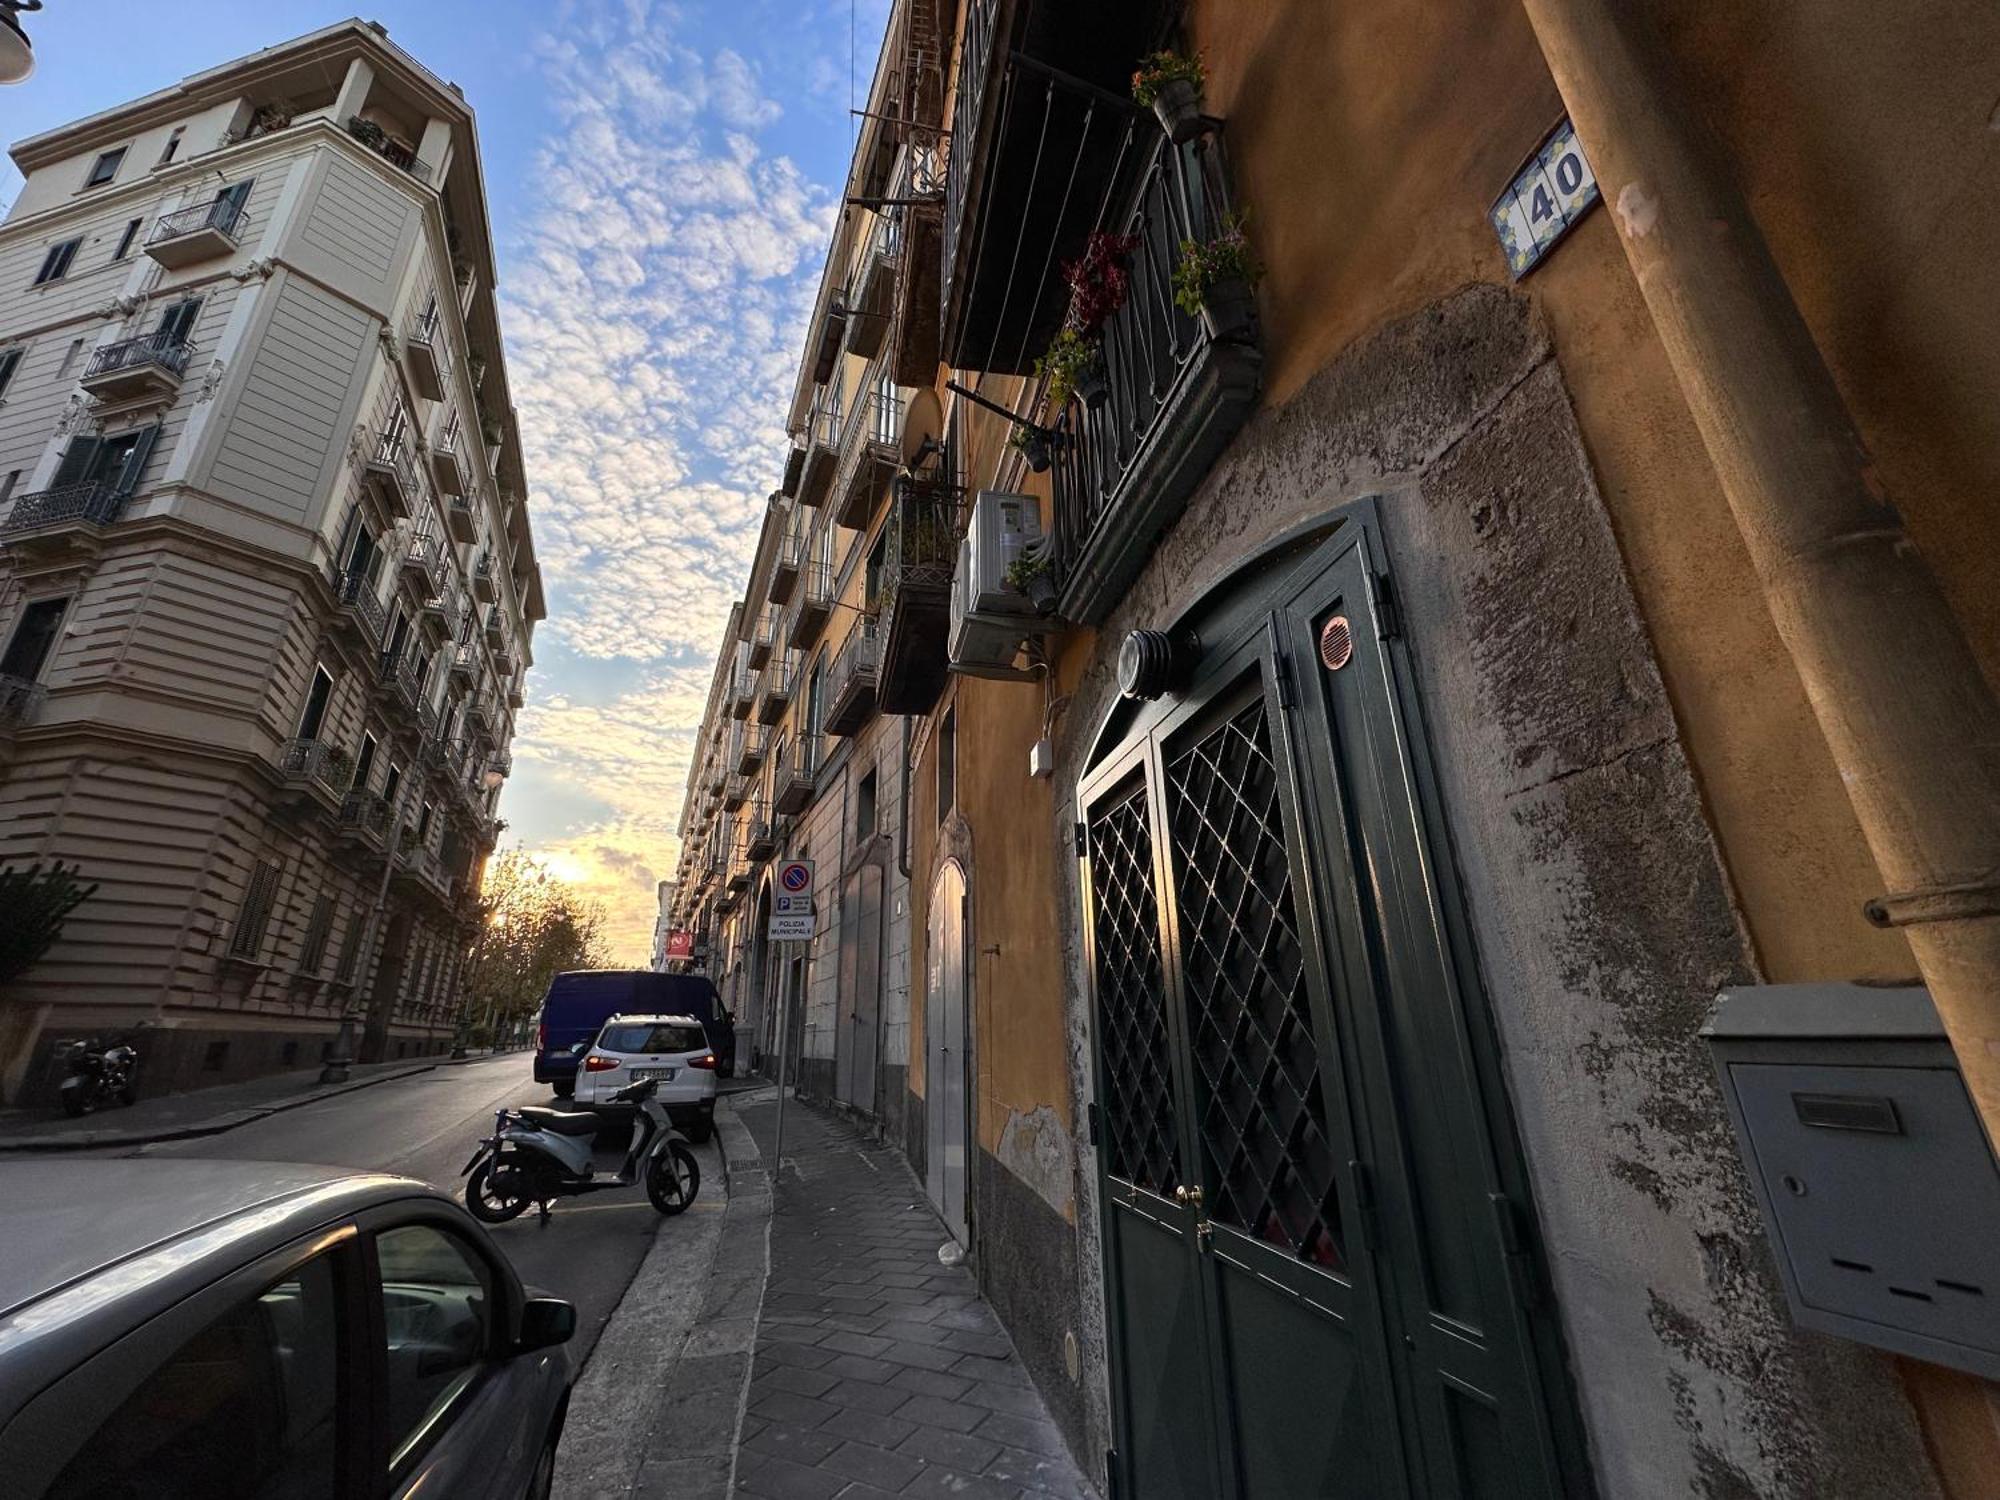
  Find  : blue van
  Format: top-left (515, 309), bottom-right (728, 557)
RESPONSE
top-left (534, 970), bottom-right (734, 1096)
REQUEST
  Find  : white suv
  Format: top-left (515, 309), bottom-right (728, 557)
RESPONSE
top-left (574, 1013), bottom-right (718, 1141)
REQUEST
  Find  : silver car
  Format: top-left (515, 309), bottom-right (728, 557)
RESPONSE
top-left (0, 1159), bottom-right (574, 1499)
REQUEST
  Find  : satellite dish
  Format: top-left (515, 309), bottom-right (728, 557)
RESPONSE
top-left (900, 387), bottom-right (942, 468)
top-left (0, 2), bottom-right (36, 85)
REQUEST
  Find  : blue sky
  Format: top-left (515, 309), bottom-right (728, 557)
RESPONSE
top-left (3, 0), bottom-right (889, 958)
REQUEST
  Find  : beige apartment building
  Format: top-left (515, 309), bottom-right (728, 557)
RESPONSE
top-left (0, 20), bottom-right (542, 1104)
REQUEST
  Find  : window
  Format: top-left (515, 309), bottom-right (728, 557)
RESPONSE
top-left (33, 238), bottom-right (81, 285)
top-left (158, 127), bottom-right (185, 165)
top-left (215, 179), bottom-right (253, 231)
top-left (298, 665), bottom-right (334, 741)
top-left (84, 148), bottom-right (126, 188)
top-left (382, 761), bottom-right (403, 808)
top-left (50, 425), bottom-right (161, 497)
top-left (298, 892), bottom-right (333, 973)
top-left (375, 1224), bottom-right (493, 1466)
top-left (230, 860), bottom-right (281, 959)
top-left (0, 346), bottom-right (22, 399)
top-left (56, 337), bottom-right (83, 376)
top-left (156, 296), bottom-right (203, 346)
top-left (857, 768), bottom-right (878, 838)
top-left (598, 1021), bottom-right (707, 1054)
top-left (45, 1252), bottom-right (343, 1500)
top-left (865, 532), bottom-right (886, 608)
top-left (2, 598), bottom-right (70, 683)
top-left (113, 218), bottom-right (142, 260)
top-left (333, 903), bottom-right (362, 983)
top-left (937, 707), bottom-right (956, 825)
top-left (416, 800), bottom-right (433, 839)
top-left (1, 471), bottom-right (18, 504)
top-left (353, 732), bottom-right (378, 789)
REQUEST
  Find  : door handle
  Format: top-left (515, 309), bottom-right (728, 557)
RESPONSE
top-left (1173, 1184), bottom-right (1204, 1209)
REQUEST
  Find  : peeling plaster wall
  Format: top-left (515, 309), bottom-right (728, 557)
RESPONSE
top-left (1050, 285), bottom-right (1936, 1497)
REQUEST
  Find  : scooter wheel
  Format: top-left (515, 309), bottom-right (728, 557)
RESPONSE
top-left (647, 1142), bottom-right (701, 1216)
top-left (467, 1161), bottom-right (531, 1223)
top-left (60, 1088), bottom-right (93, 1118)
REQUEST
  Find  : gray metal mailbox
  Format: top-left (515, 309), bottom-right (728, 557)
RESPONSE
top-left (1704, 983), bottom-right (2000, 1380)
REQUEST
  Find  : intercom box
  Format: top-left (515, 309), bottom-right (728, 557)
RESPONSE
top-left (1703, 984), bottom-right (2000, 1380)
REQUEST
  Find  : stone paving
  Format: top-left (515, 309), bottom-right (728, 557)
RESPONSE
top-left (733, 1096), bottom-right (1094, 1500)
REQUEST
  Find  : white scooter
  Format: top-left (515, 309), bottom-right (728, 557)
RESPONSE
top-left (462, 1077), bottom-right (700, 1224)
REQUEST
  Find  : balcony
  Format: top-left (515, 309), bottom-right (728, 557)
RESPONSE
top-left (728, 666), bottom-right (756, 721)
top-left (940, 0), bottom-right (1168, 372)
top-left (419, 584), bottom-right (455, 636)
top-left (745, 802), bottom-right (776, 860)
top-left (823, 616), bottom-right (880, 736)
top-left (773, 734), bottom-right (822, 816)
top-left (448, 642), bottom-right (476, 687)
top-left (362, 428), bottom-right (420, 519)
top-left (145, 196), bottom-right (248, 269)
top-left (506, 681), bottom-right (525, 709)
top-left (346, 119), bottom-right (435, 183)
top-left (723, 774), bottom-right (748, 811)
top-left (334, 569), bottom-right (387, 649)
top-left (735, 721), bottom-right (769, 775)
top-left (877, 476), bottom-right (958, 715)
top-left (769, 524), bottom-right (802, 606)
top-left (2, 479), bottom-right (125, 538)
top-left (335, 790), bottom-right (391, 850)
top-left (484, 607), bottom-right (506, 650)
top-left (400, 531), bottom-right (444, 594)
top-left (1048, 138), bottom-right (1262, 623)
top-left (80, 332), bottom-right (191, 404)
top-left (757, 650), bottom-right (797, 725)
top-left (797, 397), bottom-right (840, 510)
top-left (0, 674), bottom-right (48, 739)
top-left (706, 758), bottom-right (726, 795)
top-left (748, 607), bottom-right (777, 670)
top-left (834, 384), bottom-right (902, 531)
top-left (493, 644), bottom-right (516, 680)
top-left (473, 555), bottom-right (496, 603)
top-left (788, 560), bottom-right (832, 651)
top-left (893, 151), bottom-right (946, 388)
top-left (465, 696), bottom-right (494, 745)
top-left (277, 737), bottom-right (355, 804)
top-left (405, 315), bottom-right (446, 403)
top-left (378, 649), bottom-right (422, 715)
top-left (846, 208), bottom-right (903, 361)
top-left (447, 493), bottom-right (478, 544)
top-left (428, 433), bottom-right (467, 496)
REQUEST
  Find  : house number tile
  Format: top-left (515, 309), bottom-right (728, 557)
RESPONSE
top-left (1490, 117), bottom-right (1602, 278)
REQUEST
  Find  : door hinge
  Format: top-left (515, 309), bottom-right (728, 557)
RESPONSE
top-left (1105, 1447), bottom-right (1122, 1500)
top-left (1489, 1192), bottom-right (1543, 1308)
top-left (1074, 821), bottom-right (1089, 857)
top-left (1349, 1158), bottom-right (1381, 1249)
top-left (1265, 615), bottom-right (1294, 707)
top-left (1372, 571), bottom-right (1402, 641)
top-left (1086, 1099), bottom-right (1102, 1147)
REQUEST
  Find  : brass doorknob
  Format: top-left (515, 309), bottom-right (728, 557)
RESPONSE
top-left (1173, 1185), bottom-right (1204, 1208)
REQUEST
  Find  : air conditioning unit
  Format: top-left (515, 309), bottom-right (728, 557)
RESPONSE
top-left (949, 491), bottom-right (1046, 673)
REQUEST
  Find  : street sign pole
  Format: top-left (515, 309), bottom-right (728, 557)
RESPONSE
top-left (769, 859), bottom-right (815, 1177)
top-left (772, 955), bottom-right (790, 1176)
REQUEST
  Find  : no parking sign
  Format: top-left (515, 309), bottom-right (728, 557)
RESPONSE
top-left (769, 860), bottom-right (815, 940)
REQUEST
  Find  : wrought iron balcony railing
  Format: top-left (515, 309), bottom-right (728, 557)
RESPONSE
top-left (0, 674), bottom-right (48, 732)
top-left (362, 426), bottom-right (419, 517)
top-left (797, 394), bottom-right (842, 509)
top-left (770, 523), bottom-right (804, 605)
top-left (789, 557), bottom-right (833, 650)
top-left (878, 474), bottom-right (958, 714)
top-left (278, 737), bottom-right (355, 798)
top-left (757, 650), bottom-right (798, 725)
top-left (2, 480), bottom-right (124, 535)
top-left (824, 615), bottom-right (881, 736)
top-left (1046, 134), bottom-right (1261, 624)
top-left (145, 198), bottom-right (249, 268)
top-left (773, 733), bottom-right (823, 816)
top-left (334, 569), bottom-right (387, 646)
top-left (83, 332), bottom-right (193, 386)
top-left (833, 383), bottom-right (903, 530)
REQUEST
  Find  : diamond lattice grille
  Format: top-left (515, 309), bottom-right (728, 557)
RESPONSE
top-left (1165, 696), bottom-right (1343, 1268)
top-left (1088, 779), bottom-right (1182, 1195)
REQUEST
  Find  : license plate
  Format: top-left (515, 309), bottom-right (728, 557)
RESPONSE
top-left (630, 1068), bottom-right (676, 1081)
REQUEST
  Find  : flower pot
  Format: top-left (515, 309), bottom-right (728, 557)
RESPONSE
top-left (1198, 276), bottom-right (1257, 342)
top-left (1024, 569), bottom-right (1058, 614)
top-left (1151, 79), bottom-right (1205, 145)
top-left (1017, 432), bottom-right (1052, 474)
top-left (1075, 366), bottom-right (1108, 411)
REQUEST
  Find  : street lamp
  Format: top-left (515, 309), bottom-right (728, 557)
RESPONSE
top-left (0, 2), bottom-right (40, 85)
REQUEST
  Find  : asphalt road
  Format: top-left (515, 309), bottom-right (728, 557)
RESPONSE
top-left (132, 1053), bottom-right (671, 1366)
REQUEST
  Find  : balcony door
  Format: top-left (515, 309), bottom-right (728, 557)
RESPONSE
top-left (51, 426), bottom-right (158, 493)
top-left (1078, 521), bottom-right (1578, 1499)
top-left (925, 859), bottom-right (969, 1242)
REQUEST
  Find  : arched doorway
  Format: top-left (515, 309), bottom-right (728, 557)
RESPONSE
top-left (925, 860), bottom-right (968, 1242)
top-left (836, 864), bottom-right (885, 1112)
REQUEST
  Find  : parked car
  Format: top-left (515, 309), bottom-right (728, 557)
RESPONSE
top-left (571, 1013), bottom-right (719, 1141)
top-left (0, 1159), bottom-right (575, 1499)
top-left (533, 970), bottom-right (735, 1097)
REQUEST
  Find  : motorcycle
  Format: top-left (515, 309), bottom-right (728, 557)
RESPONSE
top-left (55, 1036), bottom-right (140, 1117)
top-left (460, 1077), bottom-right (700, 1224)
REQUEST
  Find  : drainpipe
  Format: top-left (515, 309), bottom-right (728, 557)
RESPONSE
top-left (897, 717), bottom-right (913, 879)
top-left (1517, 0), bottom-right (2000, 1132)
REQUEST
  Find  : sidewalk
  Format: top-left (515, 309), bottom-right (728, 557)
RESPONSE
top-left (731, 1094), bottom-right (1094, 1500)
top-left (0, 1053), bottom-right (462, 1151)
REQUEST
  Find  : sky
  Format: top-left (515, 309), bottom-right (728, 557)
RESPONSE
top-left (1, 0), bottom-right (890, 961)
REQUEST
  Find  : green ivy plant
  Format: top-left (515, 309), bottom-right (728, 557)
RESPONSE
top-left (1131, 51), bottom-right (1205, 107)
top-left (1172, 211), bottom-right (1261, 318)
top-left (1034, 326), bottom-right (1099, 411)
top-left (1004, 552), bottom-right (1052, 590)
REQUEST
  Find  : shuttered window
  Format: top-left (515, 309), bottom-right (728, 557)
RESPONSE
top-left (297, 892), bottom-right (333, 973)
top-left (333, 903), bottom-right (362, 983)
top-left (229, 860), bottom-right (281, 959)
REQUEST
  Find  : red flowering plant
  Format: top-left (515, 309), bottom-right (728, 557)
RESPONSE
top-left (1063, 231), bottom-right (1140, 336)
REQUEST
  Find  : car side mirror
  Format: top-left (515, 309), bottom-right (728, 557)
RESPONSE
top-left (516, 1296), bottom-right (576, 1354)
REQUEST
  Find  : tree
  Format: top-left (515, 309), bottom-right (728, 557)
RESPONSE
top-left (459, 850), bottom-right (609, 1032)
top-left (0, 861), bottom-right (96, 985)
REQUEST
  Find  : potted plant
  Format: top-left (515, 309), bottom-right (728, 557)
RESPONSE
top-left (452, 254), bottom-right (474, 288)
top-left (1034, 325), bottom-right (1102, 412)
top-left (1173, 211), bottom-right (1261, 341)
top-left (481, 417), bottom-right (504, 449)
top-left (1065, 231), bottom-right (1140, 337)
top-left (1009, 423), bottom-right (1053, 475)
top-left (1132, 51), bottom-right (1207, 143)
top-left (1005, 551), bottom-right (1058, 614)
top-left (346, 115), bottom-right (388, 151)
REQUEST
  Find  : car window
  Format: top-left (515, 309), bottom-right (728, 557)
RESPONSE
top-left (376, 1224), bottom-right (494, 1466)
top-left (48, 1253), bottom-right (343, 1500)
top-left (598, 1022), bottom-right (706, 1053)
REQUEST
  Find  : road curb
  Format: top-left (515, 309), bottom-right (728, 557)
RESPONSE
top-left (713, 1093), bottom-right (774, 1500)
top-left (0, 1061), bottom-right (443, 1153)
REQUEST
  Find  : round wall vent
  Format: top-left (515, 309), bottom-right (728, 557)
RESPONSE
top-left (1319, 616), bottom-right (1354, 672)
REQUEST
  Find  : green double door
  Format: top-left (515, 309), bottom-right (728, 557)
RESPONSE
top-left (1079, 525), bottom-right (1580, 1499)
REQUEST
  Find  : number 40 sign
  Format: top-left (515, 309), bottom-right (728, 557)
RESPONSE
top-left (1490, 118), bottom-right (1601, 279)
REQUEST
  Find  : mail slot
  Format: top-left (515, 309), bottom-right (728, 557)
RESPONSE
top-left (1703, 983), bottom-right (2000, 1381)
